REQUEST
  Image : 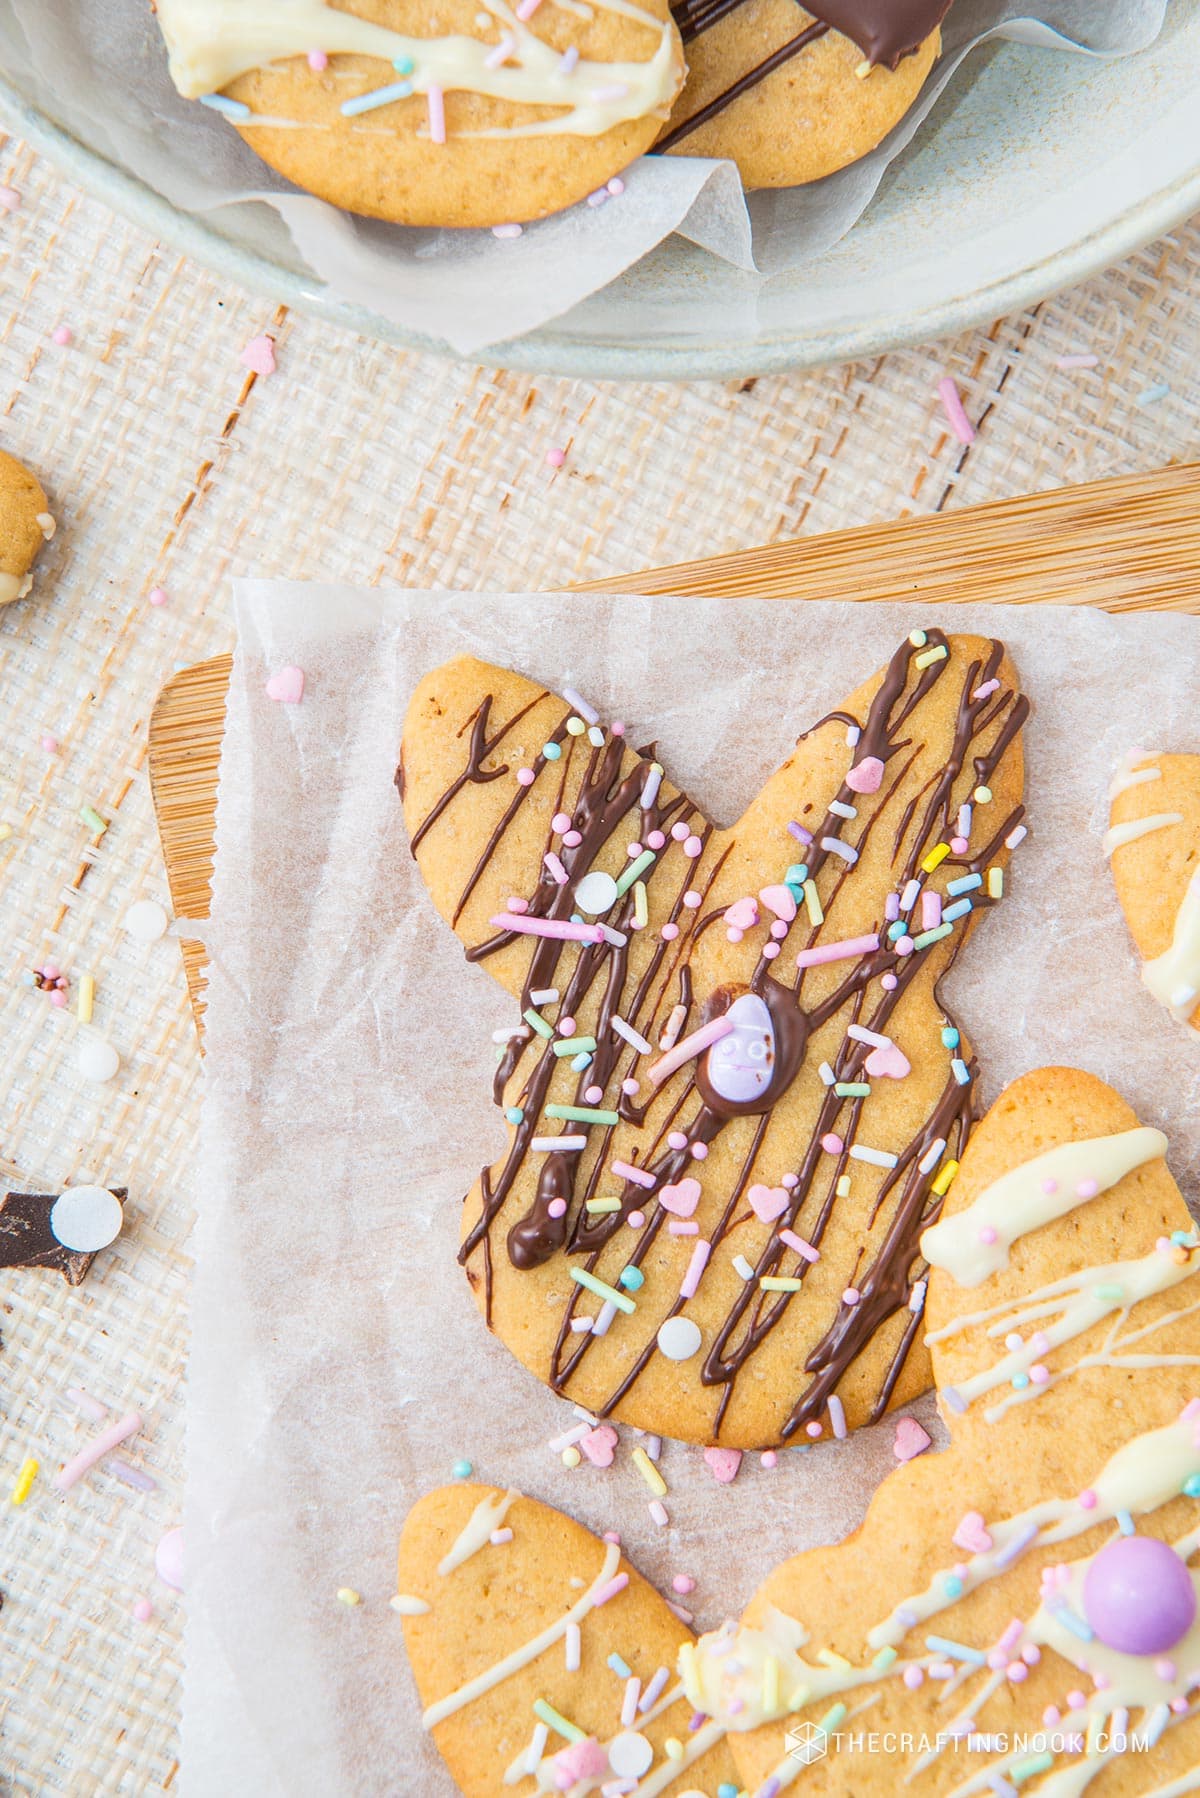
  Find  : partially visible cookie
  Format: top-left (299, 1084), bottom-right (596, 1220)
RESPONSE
top-left (0, 449), bottom-right (54, 608)
top-left (396, 1482), bottom-right (737, 1795)
top-left (658, 0), bottom-right (946, 187)
top-left (1106, 749), bottom-right (1200, 1035)
top-left (684, 1066), bottom-right (1200, 1796)
top-left (156, 0), bottom-right (684, 229)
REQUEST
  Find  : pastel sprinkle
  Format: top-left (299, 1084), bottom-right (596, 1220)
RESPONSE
top-left (632, 1447), bottom-right (667, 1497)
top-left (796, 933), bottom-right (878, 970)
top-left (10, 1458), bottom-right (37, 1505)
top-left (570, 1267), bottom-right (635, 1314)
top-left (533, 1699), bottom-right (584, 1741)
top-left (937, 376), bottom-right (976, 444)
top-left (547, 1105), bottom-right (620, 1124)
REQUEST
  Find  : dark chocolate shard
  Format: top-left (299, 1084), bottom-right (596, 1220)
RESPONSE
top-left (807, 0), bottom-right (954, 68)
top-left (0, 1189), bottom-right (127, 1286)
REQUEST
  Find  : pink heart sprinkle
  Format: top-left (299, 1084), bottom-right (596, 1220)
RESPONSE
top-left (845, 755), bottom-right (885, 795)
top-left (703, 1447), bottom-right (743, 1485)
top-left (659, 1177), bottom-right (701, 1218)
top-left (865, 1041), bottom-right (911, 1080)
top-left (239, 333), bottom-right (277, 377)
top-left (723, 896), bottom-right (759, 931)
top-left (952, 1509), bottom-right (993, 1554)
top-left (759, 883), bottom-right (798, 923)
top-left (747, 1183), bottom-right (789, 1223)
top-left (580, 1425), bottom-right (618, 1467)
top-left (893, 1416), bottom-right (932, 1462)
top-left (265, 665), bottom-right (305, 704)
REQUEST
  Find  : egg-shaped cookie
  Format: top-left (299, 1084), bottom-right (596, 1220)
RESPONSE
top-left (659, 0), bottom-right (943, 188)
top-left (156, 0), bottom-right (685, 228)
top-left (0, 449), bottom-right (54, 608)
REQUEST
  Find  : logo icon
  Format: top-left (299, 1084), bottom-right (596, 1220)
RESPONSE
top-left (786, 1721), bottom-right (829, 1765)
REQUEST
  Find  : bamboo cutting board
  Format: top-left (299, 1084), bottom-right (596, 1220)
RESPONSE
top-left (148, 461), bottom-right (1200, 1038)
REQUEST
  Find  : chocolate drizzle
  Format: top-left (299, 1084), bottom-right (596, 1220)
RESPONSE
top-left (404, 630), bottom-right (1027, 1444)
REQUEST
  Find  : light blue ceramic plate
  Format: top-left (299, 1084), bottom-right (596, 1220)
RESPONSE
top-left (3, 7), bottom-right (1199, 379)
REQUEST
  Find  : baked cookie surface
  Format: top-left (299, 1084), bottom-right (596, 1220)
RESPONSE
top-left (686, 1066), bottom-right (1200, 1796)
top-left (400, 630), bottom-right (1027, 1448)
top-left (1106, 749), bottom-right (1200, 1036)
top-left (156, 0), bottom-right (684, 228)
top-left (0, 448), bottom-right (54, 607)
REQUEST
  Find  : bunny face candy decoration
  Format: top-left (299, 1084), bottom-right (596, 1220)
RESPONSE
top-left (399, 629), bottom-right (1028, 1447)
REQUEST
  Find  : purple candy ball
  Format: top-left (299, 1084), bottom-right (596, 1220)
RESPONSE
top-left (1082, 1536), bottom-right (1195, 1656)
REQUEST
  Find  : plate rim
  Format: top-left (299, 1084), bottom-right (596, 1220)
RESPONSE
top-left (4, 68), bottom-right (1200, 381)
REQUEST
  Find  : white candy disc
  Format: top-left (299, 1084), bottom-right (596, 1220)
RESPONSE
top-left (574, 871), bottom-right (619, 915)
top-left (656, 1316), bottom-right (702, 1362)
top-left (124, 900), bottom-right (169, 943)
top-left (608, 1731), bottom-right (654, 1778)
top-left (78, 1037), bottom-right (121, 1083)
top-left (49, 1186), bottom-right (123, 1253)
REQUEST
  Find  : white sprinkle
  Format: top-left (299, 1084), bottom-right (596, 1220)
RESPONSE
top-left (847, 1024), bottom-right (890, 1049)
top-left (490, 1527), bottom-right (513, 1544)
top-left (572, 1404), bottom-right (600, 1425)
top-left (918, 1137), bottom-right (946, 1175)
top-left (641, 763), bottom-right (663, 809)
top-left (612, 1015), bottom-right (653, 1055)
top-left (818, 1061), bottom-right (836, 1086)
top-left (643, 1435), bottom-right (661, 1461)
top-left (829, 800), bottom-right (857, 820)
top-left (909, 1279), bottom-right (927, 1314)
top-left (549, 1422), bottom-right (592, 1452)
top-left (565, 1621), bottom-right (581, 1671)
top-left (733, 1254), bottom-right (755, 1282)
top-left (587, 725), bottom-right (606, 747)
top-left (900, 879), bottom-right (921, 912)
top-left (821, 836), bottom-right (858, 865)
top-left (530, 987), bottom-right (559, 1005)
top-left (570, 1316), bottom-right (594, 1333)
top-left (668, 1601), bottom-right (694, 1625)
top-left (562, 686), bottom-right (599, 725)
top-left (829, 1395), bottom-right (847, 1440)
top-left (597, 923), bottom-right (627, 947)
top-left (390, 1594), bottom-right (431, 1615)
top-left (649, 1499), bottom-right (669, 1527)
top-left (492, 1024), bottom-right (530, 1043)
top-left (592, 1299), bottom-right (618, 1337)
top-left (1005, 824), bottom-right (1028, 850)
top-left (850, 1145), bottom-right (899, 1169)
top-left (957, 803), bottom-right (972, 839)
top-left (660, 1003), bottom-right (687, 1050)
top-left (557, 44), bottom-right (580, 74)
top-left (845, 724), bottom-right (861, 748)
top-left (531, 1135), bottom-right (587, 1152)
top-left (525, 1722), bottom-right (550, 1774)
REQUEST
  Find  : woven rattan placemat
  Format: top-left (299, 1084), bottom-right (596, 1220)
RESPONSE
top-left (0, 119), bottom-right (1198, 1794)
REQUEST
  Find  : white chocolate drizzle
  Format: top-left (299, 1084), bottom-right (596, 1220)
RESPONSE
top-left (1109, 751), bottom-right (1162, 800)
top-left (1102, 812), bottom-right (1183, 857)
top-left (0, 570), bottom-right (33, 606)
top-left (919, 1126), bottom-right (1167, 1289)
top-left (437, 1487), bottom-right (516, 1575)
top-left (1145, 868), bottom-right (1200, 1034)
top-left (156, 0), bottom-right (681, 143)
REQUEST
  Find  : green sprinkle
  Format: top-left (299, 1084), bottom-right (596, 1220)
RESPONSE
top-left (524, 1008), bottom-right (555, 1039)
top-left (925, 1635), bottom-right (986, 1665)
top-left (834, 1082), bottom-right (871, 1098)
top-left (532, 1699), bottom-right (584, 1742)
top-left (505, 1107), bottom-right (524, 1125)
top-left (451, 1459), bottom-right (473, 1480)
top-left (818, 1702), bottom-right (847, 1735)
top-left (585, 1198), bottom-right (622, 1213)
top-left (615, 849), bottom-right (656, 897)
top-left (547, 1104), bottom-right (620, 1126)
top-left (1094, 1284), bottom-right (1126, 1302)
top-left (566, 717), bottom-right (586, 736)
top-left (914, 644), bottom-right (948, 670)
top-left (570, 1266), bottom-right (636, 1314)
top-left (913, 922), bottom-right (953, 950)
top-left (618, 1266), bottom-right (644, 1291)
top-left (761, 1276), bottom-right (804, 1292)
top-left (871, 1646), bottom-right (897, 1671)
top-left (553, 1035), bottom-right (596, 1057)
top-left (608, 1652), bottom-right (632, 1678)
top-left (1011, 1753), bottom-right (1054, 1785)
top-left (80, 805), bottom-right (107, 835)
top-left (392, 54), bottom-right (414, 72)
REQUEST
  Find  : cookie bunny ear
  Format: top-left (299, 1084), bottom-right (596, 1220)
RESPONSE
top-left (400, 633), bottom-right (1028, 1447)
top-left (1105, 750), bottom-right (1200, 1034)
top-left (685, 1067), bottom-right (1200, 1798)
top-left (394, 1483), bottom-right (737, 1798)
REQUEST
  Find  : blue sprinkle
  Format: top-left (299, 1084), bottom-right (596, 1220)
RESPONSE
top-left (392, 55), bottom-right (415, 73)
top-left (785, 863), bottom-right (809, 885)
top-left (543, 741), bottom-right (562, 761)
top-left (1136, 381), bottom-right (1170, 408)
top-left (941, 1574), bottom-right (964, 1599)
top-left (570, 1053), bottom-right (592, 1072)
top-left (942, 898), bottom-right (973, 923)
top-left (505, 1106), bottom-right (524, 1125)
top-left (451, 1458), bottom-right (473, 1480)
top-left (1117, 1509), bottom-right (1135, 1536)
top-left (941, 1026), bottom-right (960, 1048)
top-left (925, 1634), bottom-right (986, 1665)
top-left (1184, 1474), bottom-right (1200, 1498)
top-left (1011, 1371), bottom-right (1030, 1390)
top-left (340, 79), bottom-right (414, 116)
top-left (619, 1266), bottom-right (645, 1291)
top-left (609, 1651), bottom-right (633, 1678)
top-left (719, 1787), bottom-right (739, 1798)
top-left (1172, 1230), bottom-right (1194, 1246)
top-left (1051, 1602), bottom-right (1094, 1642)
top-left (951, 1058), bottom-right (970, 1086)
top-left (946, 874), bottom-right (982, 897)
top-left (201, 92), bottom-right (253, 120)
top-left (887, 921), bottom-right (908, 941)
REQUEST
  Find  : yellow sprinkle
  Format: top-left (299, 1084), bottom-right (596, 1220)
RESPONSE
top-left (987, 866), bottom-right (1004, 899)
top-left (633, 880), bottom-right (648, 929)
top-left (665, 1738), bottom-right (684, 1761)
top-left (760, 1276), bottom-right (803, 1292)
top-left (585, 1197), bottom-right (621, 1213)
top-left (854, 57), bottom-right (871, 78)
top-left (788, 1685), bottom-right (811, 1709)
top-left (914, 645), bottom-right (948, 670)
top-left (817, 1647), bottom-right (852, 1671)
top-left (803, 879), bottom-right (823, 927)
top-left (763, 1656), bottom-right (779, 1713)
top-left (10, 1458), bottom-right (38, 1505)
top-left (336, 1587), bottom-right (361, 1606)
top-left (0, 824), bottom-right (12, 842)
top-left (679, 1642), bottom-right (698, 1689)
top-left (931, 1158), bottom-right (960, 1197)
top-left (77, 973), bottom-right (95, 1025)
top-left (632, 1446), bottom-right (667, 1497)
top-left (835, 1175), bottom-right (851, 1198)
top-left (921, 842), bottom-right (950, 874)
top-left (974, 785), bottom-right (992, 804)
top-left (562, 1446), bottom-right (582, 1468)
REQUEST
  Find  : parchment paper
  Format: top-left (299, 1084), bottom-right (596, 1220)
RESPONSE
top-left (0, 1), bottom-right (1167, 351)
top-left (185, 585), bottom-right (1200, 1798)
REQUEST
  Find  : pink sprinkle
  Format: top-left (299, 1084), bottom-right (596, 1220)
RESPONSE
top-left (647, 830), bottom-right (666, 849)
top-left (761, 1450), bottom-right (777, 1469)
top-left (978, 1225), bottom-right (997, 1245)
top-left (680, 1239), bottom-right (711, 1299)
top-left (649, 1499), bottom-right (668, 1526)
top-left (842, 1287), bottom-right (860, 1307)
top-left (492, 223), bottom-right (523, 240)
top-left (52, 325), bottom-right (73, 347)
top-left (66, 1386), bottom-right (109, 1423)
top-left (661, 922), bottom-right (679, 941)
top-left (781, 1174), bottom-right (799, 1189)
top-left (489, 914), bottom-right (602, 944)
top-left (1078, 1489), bottom-right (1097, 1510)
top-left (647, 1015), bottom-right (733, 1087)
top-left (548, 1199), bottom-right (567, 1219)
top-left (108, 1459), bottom-right (157, 1493)
top-left (1067, 1689), bottom-right (1087, 1710)
top-left (691, 1142), bottom-right (708, 1160)
top-left (972, 678), bottom-right (1000, 701)
top-left (805, 1421), bottom-right (822, 1439)
top-left (1043, 1706), bottom-right (1061, 1727)
top-left (950, 836), bottom-right (968, 853)
top-left (586, 189), bottom-right (608, 209)
top-left (671, 822), bottom-right (689, 842)
top-left (626, 842), bottom-right (643, 859)
top-left (779, 1228), bottom-right (819, 1263)
top-left (683, 891), bottom-right (701, 908)
top-left (590, 82), bottom-right (628, 102)
top-left (557, 45), bottom-right (580, 74)
top-left (563, 829), bottom-right (582, 847)
top-left (1022, 1644), bottom-right (1040, 1666)
top-left (544, 851), bottom-right (569, 885)
top-left (148, 586), bottom-right (168, 608)
top-left (491, 1526), bottom-right (514, 1545)
top-left (796, 934), bottom-right (879, 970)
top-left (921, 892), bottom-right (942, 931)
top-left (621, 1078), bottom-right (639, 1096)
top-left (613, 1159), bottom-right (656, 1190)
top-left (828, 1395), bottom-right (847, 1439)
top-left (821, 1133), bottom-right (844, 1155)
top-left (667, 1131), bottom-right (688, 1150)
top-left (507, 896), bottom-right (529, 913)
top-left (903, 1666), bottom-right (924, 1689)
top-left (937, 375), bottom-right (976, 445)
top-left (516, 0), bottom-right (543, 16)
top-left (516, 768), bottom-right (535, 787)
top-left (545, 447), bottom-right (566, 469)
top-left (683, 835), bottom-right (702, 858)
top-left (427, 84), bottom-right (446, 145)
top-left (1030, 1364), bottom-right (1050, 1385)
top-left (239, 333), bottom-right (276, 377)
top-left (1056, 354), bottom-right (1099, 370)
top-left (1041, 1176), bottom-right (1058, 1194)
top-left (1030, 1332), bottom-right (1050, 1353)
top-left (672, 1574), bottom-right (695, 1594)
top-left (558, 1016), bottom-right (576, 1036)
top-left (55, 1411), bottom-right (143, 1491)
top-left (552, 812), bottom-right (571, 833)
top-left (1075, 1178), bottom-right (1099, 1199)
top-left (484, 30), bottom-right (517, 66)
top-left (585, 1085), bottom-right (603, 1104)
top-left (307, 48), bottom-right (329, 70)
top-left (607, 177), bottom-right (625, 196)
top-left (896, 937), bottom-right (914, 957)
top-left (1156, 1659), bottom-right (1177, 1681)
top-left (627, 1210), bottom-right (645, 1228)
top-left (132, 1598), bottom-right (154, 1623)
top-left (590, 1572), bottom-right (628, 1609)
top-left (40, 734), bottom-right (58, 753)
top-left (668, 1220), bottom-right (698, 1235)
top-left (893, 1416), bottom-right (931, 1461)
top-left (1007, 1661), bottom-right (1028, 1683)
top-left (882, 972), bottom-right (898, 990)
top-left (0, 186), bottom-right (21, 212)
top-left (50, 990), bottom-right (66, 1008)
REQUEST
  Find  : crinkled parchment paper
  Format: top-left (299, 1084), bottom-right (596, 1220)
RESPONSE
top-left (0, 1), bottom-right (1167, 350)
top-left (183, 585), bottom-right (1200, 1796)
